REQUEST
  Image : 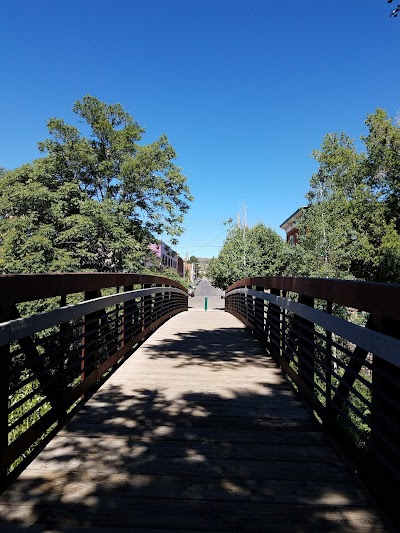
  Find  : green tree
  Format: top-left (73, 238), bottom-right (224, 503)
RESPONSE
top-left (0, 96), bottom-right (192, 273)
top-left (363, 108), bottom-right (400, 229)
top-left (208, 222), bottom-right (286, 288)
top-left (376, 222), bottom-right (400, 281)
top-left (298, 118), bottom-right (400, 282)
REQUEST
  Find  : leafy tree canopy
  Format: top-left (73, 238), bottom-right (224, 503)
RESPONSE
top-left (295, 109), bottom-right (400, 283)
top-left (0, 96), bottom-right (192, 273)
top-left (208, 222), bottom-right (288, 289)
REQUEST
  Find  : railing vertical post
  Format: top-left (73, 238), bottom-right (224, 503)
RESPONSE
top-left (330, 313), bottom-right (374, 416)
top-left (143, 284), bottom-right (151, 330)
top-left (248, 287), bottom-right (252, 320)
top-left (122, 285), bottom-right (133, 347)
top-left (167, 283), bottom-right (172, 313)
top-left (155, 284), bottom-right (162, 321)
top-left (371, 316), bottom-right (400, 475)
top-left (266, 288), bottom-right (280, 358)
top-left (243, 286), bottom-right (247, 321)
top-left (0, 344), bottom-right (10, 482)
top-left (297, 294), bottom-right (315, 393)
top-left (81, 289), bottom-right (101, 386)
top-left (228, 293), bottom-right (232, 314)
top-left (251, 286), bottom-right (256, 327)
top-left (55, 294), bottom-right (69, 416)
top-left (255, 286), bottom-right (264, 337)
top-left (185, 285), bottom-right (189, 311)
top-left (325, 301), bottom-right (333, 410)
top-left (59, 294), bottom-right (67, 351)
top-left (281, 290), bottom-right (287, 361)
top-left (0, 302), bottom-right (12, 482)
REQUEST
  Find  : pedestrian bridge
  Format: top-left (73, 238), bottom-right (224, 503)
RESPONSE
top-left (0, 273), bottom-right (399, 530)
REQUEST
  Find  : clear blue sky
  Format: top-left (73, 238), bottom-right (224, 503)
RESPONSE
top-left (1, 0), bottom-right (399, 258)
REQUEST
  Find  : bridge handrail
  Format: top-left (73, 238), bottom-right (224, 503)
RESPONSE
top-left (0, 286), bottom-right (187, 347)
top-left (227, 287), bottom-right (400, 369)
top-left (225, 276), bottom-right (400, 520)
top-left (0, 272), bottom-right (188, 485)
top-left (227, 275), bottom-right (400, 320)
top-left (0, 272), bottom-right (187, 314)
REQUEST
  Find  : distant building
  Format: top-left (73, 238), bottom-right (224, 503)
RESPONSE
top-left (280, 206), bottom-right (307, 245)
top-left (177, 256), bottom-right (184, 277)
top-left (149, 241), bottom-right (179, 272)
top-left (184, 261), bottom-right (196, 283)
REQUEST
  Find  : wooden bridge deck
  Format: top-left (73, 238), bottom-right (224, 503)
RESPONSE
top-left (0, 309), bottom-right (387, 531)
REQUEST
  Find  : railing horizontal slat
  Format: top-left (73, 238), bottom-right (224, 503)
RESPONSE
top-left (225, 276), bottom-right (400, 527)
top-left (0, 287), bottom-right (186, 347)
top-left (1, 274), bottom-right (188, 485)
top-left (230, 287), bottom-right (400, 369)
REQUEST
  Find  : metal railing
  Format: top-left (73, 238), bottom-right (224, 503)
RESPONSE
top-left (0, 273), bottom-right (188, 483)
top-left (225, 276), bottom-right (400, 522)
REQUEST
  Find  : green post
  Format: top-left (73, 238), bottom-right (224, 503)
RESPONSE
top-left (204, 297), bottom-right (208, 311)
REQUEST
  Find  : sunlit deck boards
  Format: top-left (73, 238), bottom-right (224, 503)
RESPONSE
top-left (0, 308), bottom-right (387, 531)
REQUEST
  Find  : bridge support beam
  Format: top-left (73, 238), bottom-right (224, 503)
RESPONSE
top-left (297, 294), bottom-right (315, 395)
top-left (81, 289), bottom-right (101, 394)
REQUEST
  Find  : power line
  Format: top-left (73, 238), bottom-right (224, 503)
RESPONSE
top-left (167, 229), bottom-right (228, 256)
top-left (184, 230), bottom-right (227, 254)
top-left (184, 220), bottom-right (228, 225)
top-left (173, 245), bottom-right (222, 248)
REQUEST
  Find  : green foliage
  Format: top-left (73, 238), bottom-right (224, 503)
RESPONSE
top-left (363, 108), bottom-right (400, 230)
top-left (159, 267), bottom-right (189, 289)
top-left (376, 222), bottom-right (400, 282)
top-left (208, 222), bottom-right (287, 288)
top-left (297, 110), bottom-right (400, 282)
top-left (0, 96), bottom-right (192, 273)
top-left (8, 368), bottom-right (54, 471)
top-left (9, 372), bottom-right (51, 445)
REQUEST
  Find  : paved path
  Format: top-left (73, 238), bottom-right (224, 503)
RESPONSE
top-left (0, 309), bottom-right (387, 531)
top-left (189, 278), bottom-right (225, 310)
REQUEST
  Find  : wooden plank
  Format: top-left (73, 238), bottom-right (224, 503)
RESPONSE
top-left (22, 454), bottom-right (355, 482)
top-left (0, 308), bottom-right (387, 531)
top-left (69, 404), bottom-right (312, 421)
top-left (63, 415), bottom-right (317, 432)
top-left (26, 438), bottom-right (337, 465)
top-left (0, 470), bottom-right (371, 505)
top-left (59, 425), bottom-right (329, 445)
top-left (0, 498), bottom-right (387, 531)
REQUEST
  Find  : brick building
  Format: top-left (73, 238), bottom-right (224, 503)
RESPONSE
top-left (280, 206), bottom-right (307, 245)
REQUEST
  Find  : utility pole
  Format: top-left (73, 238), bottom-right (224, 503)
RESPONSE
top-left (242, 201), bottom-right (247, 270)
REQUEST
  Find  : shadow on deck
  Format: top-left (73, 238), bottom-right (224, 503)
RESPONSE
top-left (0, 311), bottom-right (387, 531)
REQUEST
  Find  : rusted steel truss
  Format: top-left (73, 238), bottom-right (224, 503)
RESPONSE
top-left (225, 276), bottom-right (400, 527)
top-left (0, 273), bottom-right (188, 485)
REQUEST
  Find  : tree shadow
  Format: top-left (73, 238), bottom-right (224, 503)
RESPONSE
top-left (144, 325), bottom-right (274, 371)
top-left (0, 313), bottom-right (387, 531)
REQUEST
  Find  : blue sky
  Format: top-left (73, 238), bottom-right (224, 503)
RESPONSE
top-left (1, 0), bottom-right (399, 258)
